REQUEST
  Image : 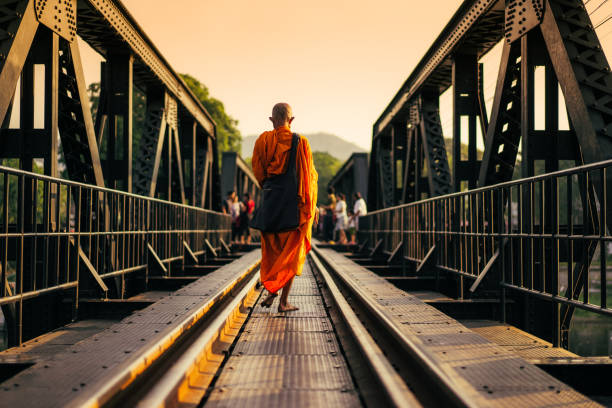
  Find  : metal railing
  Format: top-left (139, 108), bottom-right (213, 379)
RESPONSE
top-left (359, 159), bottom-right (612, 321)
top-left (0, 165), bottom-right (230, 343)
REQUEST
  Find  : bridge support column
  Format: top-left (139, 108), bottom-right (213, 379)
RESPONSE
top-left (97, 53), bottom-right (134, 193)
top-left (452, 54), bottom-right (486, 192)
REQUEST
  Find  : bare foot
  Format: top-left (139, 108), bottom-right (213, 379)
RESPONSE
top-left (261, 292), bottom-right (277, 308)
top-left (278, 304), bottom-right (299, 312)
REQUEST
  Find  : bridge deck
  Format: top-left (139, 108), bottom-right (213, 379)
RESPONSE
top-left (462, 320), bottom-right (579, 361)
top-left (0, 250), bottom-right (261, 408)
top-left (316, 248), bottom-right (599, 407)
top-left (406, 292), bottom-right (579, 361)
top-left (0, 248), bottom-right (604, 407)
top-left (203, 261), bottom-right (361, 407)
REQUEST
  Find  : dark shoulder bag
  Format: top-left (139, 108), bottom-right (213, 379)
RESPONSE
top-left (251, 133), bottom-right (300, 232)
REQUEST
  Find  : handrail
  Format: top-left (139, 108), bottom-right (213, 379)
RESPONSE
top-left (0, 165), bottom-right (231, 345)
top-left (0, 165), bottom-right (221, 214)
top-left (366, 158), bottom-right (612, 216)
top-left (359, 159), bottom-right (612, 332)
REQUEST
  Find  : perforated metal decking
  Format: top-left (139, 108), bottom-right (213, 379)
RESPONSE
top-left (204, 263), bottom-right (362, 408)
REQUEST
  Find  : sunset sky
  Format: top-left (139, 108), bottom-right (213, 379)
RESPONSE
top-left (78, 0), bottom-right (612, 152)
top-left (78, 0), bottom-right (466, 150)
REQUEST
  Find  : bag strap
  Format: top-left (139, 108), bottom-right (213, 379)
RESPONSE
top-left (285, 133), bottom-right (300, 174)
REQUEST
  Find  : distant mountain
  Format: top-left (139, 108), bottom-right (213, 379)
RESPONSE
top-left (241, 132), bottom-right (367, 162)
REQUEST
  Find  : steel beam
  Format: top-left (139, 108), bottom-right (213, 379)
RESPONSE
top-left (374, 0), bottom-right (504, 136)
top-left (452, 54), bottom-right (484, 191)
top-left (77, 0), bottom-right (216, 137)
top-left (419, 93), bottom-right (452, 197)
top-left (478, 41), bottom-right (522, 186)
top-left (57, 38), bottom-right (105, 187)
top-left (0, 0), bottom-right (39, 126)
top-left (221, 152), bottom-right (260, 205)
top-left (328, 152), bottom-right (369, 205)
top-left (133, 89), bottom-right (166, 197)
top-left (99, 52), bottom-right (133, 192)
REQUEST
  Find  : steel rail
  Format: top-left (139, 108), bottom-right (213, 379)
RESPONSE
top-left (132, 270), bottom-right (261, 407)
top-left (0, 282), bottom-right (78, 306)
top-left (365, 157), bottom-right (612, 216)
top-left (85, 249), bottom-right (464, 407)
top-left (67, 245), bottom-right (517, 407)
top-left (73, 256), bottom-right (261, 408)
top-left (100, 251), bottom-right (428, 408)
top-left (312, 244), bottom-right (481, 408)
top-left (308, 250), bottom-right (421, 408)
top-left (0, 165), bottom-right (223, 214)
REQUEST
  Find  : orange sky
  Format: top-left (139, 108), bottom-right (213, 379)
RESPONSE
top-left (78, 1), bottom-right (612, 153)
top-left (80, 0), bottom-right (466, 151)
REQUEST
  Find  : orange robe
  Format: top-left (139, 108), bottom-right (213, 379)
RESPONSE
top-left (252, 125), bottom-right (318, 294)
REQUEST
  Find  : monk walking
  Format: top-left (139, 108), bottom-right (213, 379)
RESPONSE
top-left (252, 103), bottom-right (318, 312)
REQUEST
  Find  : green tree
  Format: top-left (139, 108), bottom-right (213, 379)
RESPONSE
top-left (313, 151), bottom-right (342, 206)
top-left (180, 74), bottom-right (241, 155)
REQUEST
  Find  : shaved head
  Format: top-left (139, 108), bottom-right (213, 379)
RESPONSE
top-left (271, 103), bottom-right (292, 123)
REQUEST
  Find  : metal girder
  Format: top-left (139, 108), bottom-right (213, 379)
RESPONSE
top-left (354, 0), bottom-right (612, 351)
top-left (58, 37), bottom-right (104, 187)
top-left (478, 0), bottom-right (612, 219)
top-left (419, 94), bottom-right (452, 197)
top-left (147, 243), bottom-right (168, 276)
top-left (179, 117), bottom-right (197, 205)
top-left (452, 54), bottom-right (485, 191)
top-left (97, 52), bottom-right (133, 192)
top-left (183, 241), bottom-right (198, 266)
top-left (0, 0), bottom-right (39, 125)
top-left (196, 135), bottom-right (220, 210)
top-left (504, 0), bottom-right (544, 43)
top-left (391, 121), bottom-right (408, 203)
top-left (171, 125), bottom-right (186, 204)
top-left (379, 147), bottom-right (394, 208)
top-left (478, 41), bottom-right (522, 186)
top-left (76, 0), bottom-right (215, 137)
top-left (133, 89), bottom-right (166, 197)
top-left (195, 135), bottom-right (210, 207)
top-left (374, 0), bottom-right (504, 136)
top-left (0, 0), bottom-right (219, 209)
top-left (384, 95), bottom-right (451, 206)
top-left (94, 62), bottom-right (108, 146)
top-left (366, 139), bottom-right (380, 209)
top-left (221, 151), bottom-right (260, 204)
top-left (0, 24), bottom-right (59, 180)
top-left (542, 0), bottom-right (612, 217)
top-left (327, 152), bottom-right (369, 204)
top-left (401, 126), bottom-right (417, 203)
top-left (34, 0), bottom-right (76, 42)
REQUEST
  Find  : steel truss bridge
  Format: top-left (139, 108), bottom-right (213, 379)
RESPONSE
top-left (0, 0), bottom-right (610, 407)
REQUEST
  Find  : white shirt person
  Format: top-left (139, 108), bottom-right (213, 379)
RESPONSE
top-left (352, 192), bottom-right (367, 230)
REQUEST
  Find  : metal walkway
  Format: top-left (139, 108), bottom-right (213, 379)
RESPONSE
top-left (314, 246), bottom-right (601, 407)
top-left (0, 251), bottom-right (261, 408)
top-left (0, 248), bottom-right (608, 407)
top-left (203, 262), bottom-right (361, 407)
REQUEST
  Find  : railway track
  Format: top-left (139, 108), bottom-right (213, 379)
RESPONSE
top-left (95, 249), bottom-right (450, 407)
top-left (95, 246), bottom-right (599, 408)
top-left (96, 249), bottom-right (428, 408)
